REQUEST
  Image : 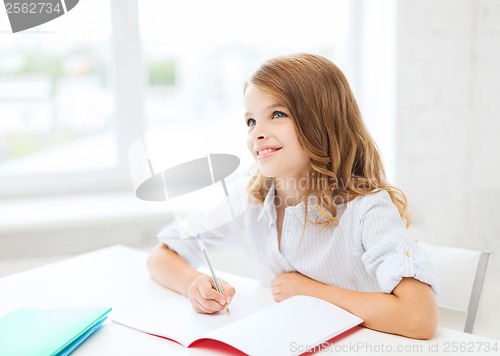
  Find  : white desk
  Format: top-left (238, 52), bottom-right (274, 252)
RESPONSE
top-left (1, 245), bottom-right (498, 355)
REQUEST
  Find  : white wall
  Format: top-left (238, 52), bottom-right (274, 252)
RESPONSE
top-left (396, 0), bottom-right (500, 339)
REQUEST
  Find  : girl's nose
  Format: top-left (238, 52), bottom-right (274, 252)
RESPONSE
top-left (250, 122), bottom-right (267, 140)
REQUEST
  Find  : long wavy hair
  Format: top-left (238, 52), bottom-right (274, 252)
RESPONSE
top-left (245, 53), bottom-right (411, 228)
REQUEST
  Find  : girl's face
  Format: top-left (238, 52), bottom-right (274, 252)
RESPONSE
top-left (244, 84), bottom-right (310, 181)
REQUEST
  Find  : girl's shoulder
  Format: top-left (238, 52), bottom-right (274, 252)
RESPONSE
top-left (352, 189), bottom-right (392, 203)
top-left (346, 189), bottom-right (395, 216)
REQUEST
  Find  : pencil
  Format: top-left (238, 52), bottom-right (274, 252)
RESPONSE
top-left (195, 234), bottom-right (230, 314)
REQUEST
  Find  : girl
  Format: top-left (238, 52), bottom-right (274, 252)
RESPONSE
top-left (147, 53), bottom-right (439, 340)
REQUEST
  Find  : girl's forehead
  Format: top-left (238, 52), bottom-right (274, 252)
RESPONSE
top-left (245, 84), bottom-right (281, 103)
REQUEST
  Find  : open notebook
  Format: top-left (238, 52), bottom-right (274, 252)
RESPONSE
top-left (113, 294), bottom-right (362, 355)
top-left (0, 306), bottom-right (111, 356)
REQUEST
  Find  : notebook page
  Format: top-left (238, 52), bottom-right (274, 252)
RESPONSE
top-left (112, 293), bottom-right (273, 347)
top-left (204, 295), bottom-right (363, 356)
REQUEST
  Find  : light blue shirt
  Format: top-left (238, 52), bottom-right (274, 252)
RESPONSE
top-left (158, 177), bottom-right (439, 294)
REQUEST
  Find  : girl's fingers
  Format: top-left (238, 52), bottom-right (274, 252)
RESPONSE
top-left (188, 275), bottom-right (235, 314)
top-left (192, 298), bottom-right (219, 313)
top-left (199, 285), bottom-right (226, 306)
top-left (220, 281), bottom-right (236, 302)
top-left (195, 296), bottom-right (224, 313)
top-left (195, 284), bottom-right (226, 313)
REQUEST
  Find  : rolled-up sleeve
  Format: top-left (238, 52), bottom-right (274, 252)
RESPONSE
top-left (157, 222), bottom-right (205, 268)
top-left (158, 212), bottom-right (244, 269)
top-left (359, 192), bottom-right (439, 294)
top-left (156, 177), bottom-right (249, 268)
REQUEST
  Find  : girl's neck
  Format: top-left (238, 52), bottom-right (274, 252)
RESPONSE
top-left (274, 177), bottom-right (308, 208)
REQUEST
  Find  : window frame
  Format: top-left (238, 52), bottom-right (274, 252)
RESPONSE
top-left (0, 0), bottom-right (145, 198)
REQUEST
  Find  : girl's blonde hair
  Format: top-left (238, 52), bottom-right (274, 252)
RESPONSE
top-left (245, 53), bottom-right (411, 228)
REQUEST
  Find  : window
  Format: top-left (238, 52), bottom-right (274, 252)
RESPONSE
top-left (0, 0), bottom-right (351, 197)
top-left (0, 0), bottom-right (121, 196)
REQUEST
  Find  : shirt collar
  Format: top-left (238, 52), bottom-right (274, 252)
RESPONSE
top-left (256, 184), bottom-right (329, 225)
top-left (257, 184), bottom-right (277, 222)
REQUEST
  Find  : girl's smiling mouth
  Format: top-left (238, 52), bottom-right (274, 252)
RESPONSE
top-left (256, 146), bottom-right (282, 159)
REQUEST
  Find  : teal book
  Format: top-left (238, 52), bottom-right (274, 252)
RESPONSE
top-left (0, 306), bottom-right (112, 356)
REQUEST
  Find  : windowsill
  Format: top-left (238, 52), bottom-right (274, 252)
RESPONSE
top-left (0, 191), bottom-right (173, 234)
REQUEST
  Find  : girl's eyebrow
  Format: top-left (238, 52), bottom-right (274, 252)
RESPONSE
top-left (244, 104), bottom-right (287, 118)
top-left (266, 103), bottom-right (287, 111)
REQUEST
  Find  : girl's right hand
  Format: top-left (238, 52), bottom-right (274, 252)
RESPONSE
top-left (187, 274), bottom-right (235, 314)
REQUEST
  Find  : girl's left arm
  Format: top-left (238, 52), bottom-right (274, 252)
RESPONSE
top-left (271, 272), bottom-right (438, 340)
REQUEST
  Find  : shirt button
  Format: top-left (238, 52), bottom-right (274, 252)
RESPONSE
top-left (405, 250), bottom-right (410, 257)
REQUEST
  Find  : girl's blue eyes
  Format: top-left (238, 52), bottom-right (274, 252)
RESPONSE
top-left (247, 118), bottom-right (256, 127)
top-left (246, 111), bottom-right (287, 127)
top-left (272, 111), bottom-right (286, 119)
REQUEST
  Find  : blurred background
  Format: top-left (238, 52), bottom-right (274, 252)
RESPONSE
top-left (0, 0), bottom-right (498, 339)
